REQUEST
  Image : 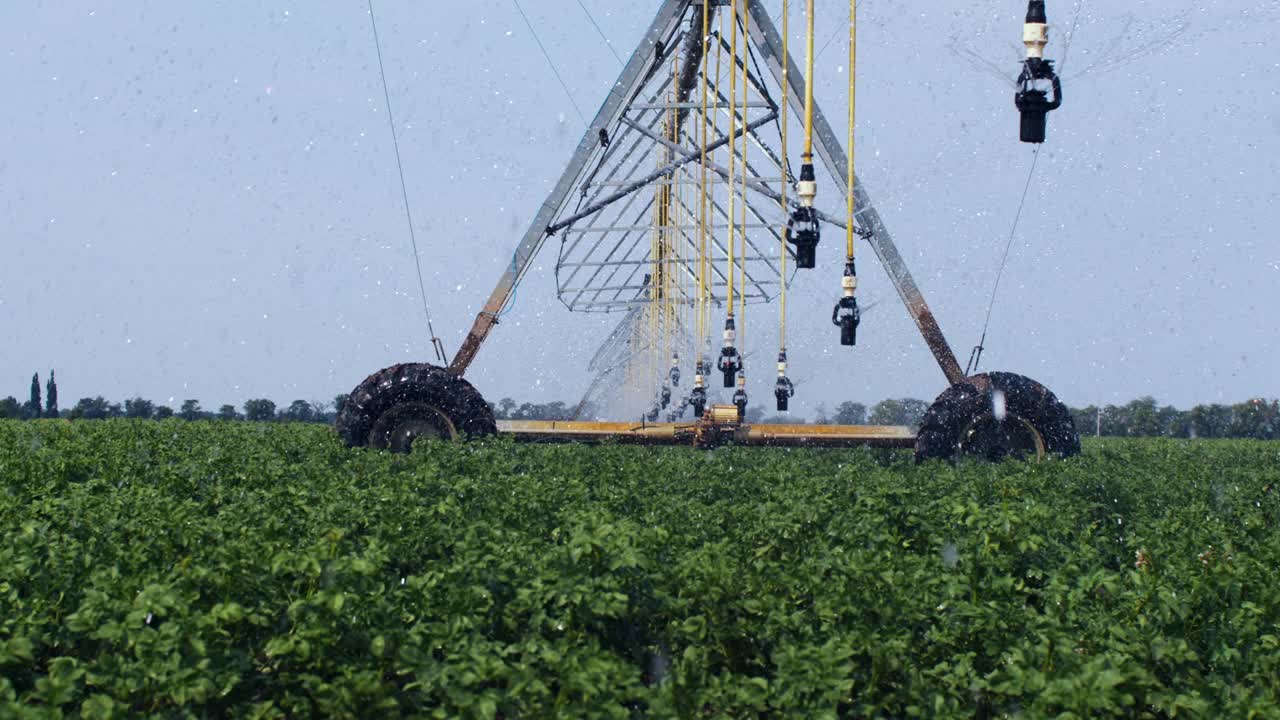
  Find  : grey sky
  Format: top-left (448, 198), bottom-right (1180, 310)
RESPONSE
top-left (2, 1), bottom-right (1277, 415)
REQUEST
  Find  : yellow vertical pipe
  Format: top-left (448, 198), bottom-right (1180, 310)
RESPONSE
top-left (803, 0), bottom-right (816, 162)
top-left (712, 12), bottom-right (724, 342)
top-left (726, 0), bottom-right (738, 318)
top-left (846, 0), bottom-right (856, 261)
top-left (779, 0), bottom-right (789, 349)
top-left (697, 0), bottom-right (711, 370)
top-left (739, 0), bottom-right (750, 347)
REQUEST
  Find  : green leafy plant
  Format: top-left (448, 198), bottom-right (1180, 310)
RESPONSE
top-left (1, 420), bottom-right (1277, 717)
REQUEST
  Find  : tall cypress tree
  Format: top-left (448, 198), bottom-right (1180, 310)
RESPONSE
top-left (45, 370), bottom-right (59, 418)
top-left (27, 373), bottom-right (42, 419)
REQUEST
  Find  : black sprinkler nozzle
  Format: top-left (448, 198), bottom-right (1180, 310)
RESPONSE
top-left (668, 396), bottom-right (689, 422)
top-left (1016, 60), bottom-right (1062, 144)
top-left (719, 347), bottom-right (742, 388)
top-left (785, 207), bottom-right (821, 269)
top-left (690, 386), bottom-right (707, 418)
top-left (839, 301), bottom-right (859, 346)
top-left (833, 296), bottom-right (861, 346)
top-left (774, 376), bottom-right (795, 412)
top-left (733, 384), bottom-right (748, 421)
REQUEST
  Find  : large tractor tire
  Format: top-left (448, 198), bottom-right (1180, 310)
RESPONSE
top-left (336, 363), bottom-right (496, 452)
top-left (915, 372), bottom-right (1080, 463)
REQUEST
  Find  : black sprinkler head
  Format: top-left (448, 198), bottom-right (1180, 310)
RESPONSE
top-left (1016, 59), bottom-right (1062, 144)
top-left (718, 347), bottom-right (742, 388)
top-left (774, 376), bottom-right (794, 412)
top-left (1017, 93), bottom-right (1050, 144)
top-left (786, 207), bottom-right (821, 269)
top-left (733, 388), bottom-right (748, 421)
top-left (690, 386), bottom-right (707, 418)
top-left (832, 296), bottom-right (862, 347)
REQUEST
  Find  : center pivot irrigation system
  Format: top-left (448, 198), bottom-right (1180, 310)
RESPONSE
top-left (336, 0), bottom-right (1078, 461)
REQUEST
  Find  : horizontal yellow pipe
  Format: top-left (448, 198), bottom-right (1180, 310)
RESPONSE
top-left (497, 420), bottom-right (915, 448)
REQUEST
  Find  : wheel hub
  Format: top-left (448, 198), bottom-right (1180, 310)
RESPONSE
top-left (368, 402), bottom-right (458, 452)
top-left (959, 414), bottom-right (1046, 461)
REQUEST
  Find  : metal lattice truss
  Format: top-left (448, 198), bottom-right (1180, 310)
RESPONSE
top-left (553, 7), bottom-right (805, 314)
top-left (451, 0), bottom-right (966, 414)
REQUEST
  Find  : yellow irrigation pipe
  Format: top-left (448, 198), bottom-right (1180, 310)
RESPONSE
top-left (669, 56), bottom-right (679, 382)
top-left (739, 0), bottom-right (750, 350)
top-left (803, 0), bottom-right (816, 164)
top-left (726, 0), bottom-right (739, 320)
top-left (846, 0), bottom-right (857, 262)
top-left (779, 0), bottom-right (789, 351)
top-left (697, 0), bottom-right (711, 373)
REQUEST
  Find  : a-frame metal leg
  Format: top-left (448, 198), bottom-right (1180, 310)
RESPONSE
top-left (746, 3), bottom-right (965, 385)
top-left (448, 0), bottom-right (691, 376)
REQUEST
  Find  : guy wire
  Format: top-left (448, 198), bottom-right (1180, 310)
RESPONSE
top-left (366, 0), bottom-right (445, 362)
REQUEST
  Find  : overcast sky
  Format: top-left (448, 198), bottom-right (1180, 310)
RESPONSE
top-left (2, 0), bottom-right (1277, 415)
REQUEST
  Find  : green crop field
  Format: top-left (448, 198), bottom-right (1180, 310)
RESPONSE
top-left (2, 420), bottom-right (1278, 718)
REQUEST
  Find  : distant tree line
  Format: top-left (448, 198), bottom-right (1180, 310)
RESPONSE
top-left (0, 371), bottom-right (61, 420)
top-left (1070, 397), bottom-right (1280, 440)
top-left (4, 374), bottom-right (1278, 440)
top-left (491, 398), bottom-right (575, 421)
top-left (566, 396), bottom-right (1280, 439)
top-left (0, 373), bottom-right (346, 425)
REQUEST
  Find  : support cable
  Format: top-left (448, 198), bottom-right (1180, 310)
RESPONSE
top-left (511, 0), bottom-right (588, 127)
top-left (817, 0), bottom-right (862, 60)
top-left (575, 0), bottom-right (624, 66)
top-left (366, 0), bottom-right (446, 363)
top-left (966, 145), bottom-right (1042, 375)
top-left (1059, 0), bottom-right (1086, 74)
